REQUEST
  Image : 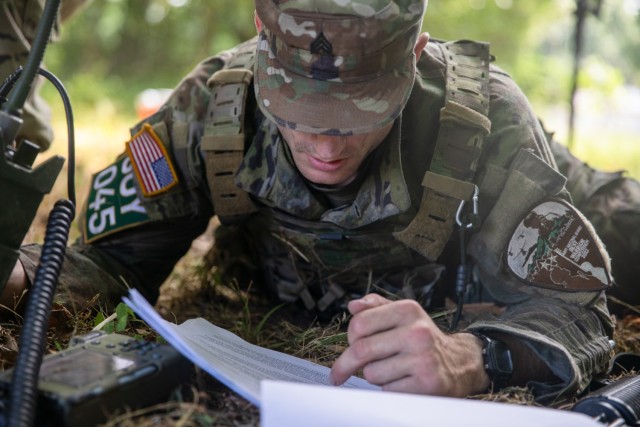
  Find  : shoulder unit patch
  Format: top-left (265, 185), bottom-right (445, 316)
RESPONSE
top-left (506, 199), bottom-right (612, 292)
top-left (82, 155), bottom-right (151, 243)
top-left (126, 123), bottom-right (178, 197)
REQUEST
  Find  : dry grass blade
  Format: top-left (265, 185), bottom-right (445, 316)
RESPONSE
top-left (2, 202), bottom-right (638, 426)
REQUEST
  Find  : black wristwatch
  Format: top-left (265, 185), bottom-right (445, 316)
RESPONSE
top-left (472, 332), bottom-right (514, 390)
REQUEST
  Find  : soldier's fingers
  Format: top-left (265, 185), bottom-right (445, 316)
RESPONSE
top-left (347, 299), bottom-right (429, 344)
top-left (346, 293), bottom-right (392, 315)
top-left (361, 352), bottom-right (413, 387)
top-left (329, 328), bottom-right (400, 386)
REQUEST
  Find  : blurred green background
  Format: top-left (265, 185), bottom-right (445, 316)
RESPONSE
top-left (40, 0), bottom-right (640, 178)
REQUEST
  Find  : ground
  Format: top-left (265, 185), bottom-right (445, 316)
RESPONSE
top-left (1, 217), bottom-right (639, 426)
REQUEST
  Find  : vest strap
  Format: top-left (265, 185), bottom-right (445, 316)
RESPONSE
top-left (395, 41), bottom-right (491, 261)
top-left (203, 43), bottom-right (257, 222)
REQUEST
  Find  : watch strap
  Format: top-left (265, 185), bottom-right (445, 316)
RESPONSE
top-left (470, 331), bottom-right (514, 390)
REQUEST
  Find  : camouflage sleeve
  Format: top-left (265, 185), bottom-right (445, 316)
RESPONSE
top-left (18, 215), bottom-right (211, 310)
top-left (466, 69), bottom-right (614, 402)
top-left (17, 53), bottom-right (230, 310)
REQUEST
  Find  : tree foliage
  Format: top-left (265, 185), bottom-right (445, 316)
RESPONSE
top-left (43, 0), bottom-right (639, 112)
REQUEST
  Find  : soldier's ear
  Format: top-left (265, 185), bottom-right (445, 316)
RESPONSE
top-left (414, 32), bottom-right (430, 61)
top-left (254, 11), bottom-right (263, 34)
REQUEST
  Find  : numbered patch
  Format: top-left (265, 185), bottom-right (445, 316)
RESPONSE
top-left (82, 156), bottom-right (151, 243)
top-left (506, 199), bottom-right (612, 291)
top-left (126, 124), bottom-right (178, 197)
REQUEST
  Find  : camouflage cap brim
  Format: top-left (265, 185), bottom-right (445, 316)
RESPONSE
top-left (253, 0), bottom-right (426, 136)
top-left (254, 32), bottom-right (416, 136)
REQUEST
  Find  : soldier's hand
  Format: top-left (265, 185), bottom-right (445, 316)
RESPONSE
top-left (0, 261), bottom-right (28, 312)
top-left (329, 293), bottom-right (490, 397)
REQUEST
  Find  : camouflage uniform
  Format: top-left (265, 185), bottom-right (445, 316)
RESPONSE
top-left (0, 0), bottom-right (89, 150)
top-left (17, 0), bottom-right (614, 403)
top-left (549, 136), bottom-right (640, 309)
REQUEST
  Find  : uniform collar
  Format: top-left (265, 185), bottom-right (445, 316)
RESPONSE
top-left (235, 118), bottom-right (412, 229)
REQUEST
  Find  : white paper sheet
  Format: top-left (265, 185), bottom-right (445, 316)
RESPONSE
top-left (123, 289), bottom-right (378, 406)
top-left (124, 289), bottom-right (603, 426)
top-left (261, 381), bottom-right (603, 427)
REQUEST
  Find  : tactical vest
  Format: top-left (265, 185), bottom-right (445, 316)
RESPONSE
top-left (202, 40), bottom-right (491, 312)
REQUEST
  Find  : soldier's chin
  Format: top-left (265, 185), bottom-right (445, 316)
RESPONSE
top-left (302, 168), bottom-right (356, 187)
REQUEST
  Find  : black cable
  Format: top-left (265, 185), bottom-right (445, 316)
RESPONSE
top-left (4, 65), bottom-right (76, 424)
top-left (2, 0), bottom-right (61, 115)
top-left (449, 225), bottom-right (468, 332)
top-left (37, 68), bottom-right (76, 205)
top-left (2, 1), bottom-right (76, 423)
top-left (7, 199), bottom-right (75, 427)
top-left (0, 66), bottom-right (76, 204)
top-left (2, 25), bottom-right (77, 427)
top-left (448, 191), bottom-right (481, 332)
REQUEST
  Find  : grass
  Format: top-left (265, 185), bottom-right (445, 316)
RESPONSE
top-left (554, 124), bottom-right (640, 180)
top-left (4, 100), bottom-right (640, 425)
top-left (537, 103), bottom-right (640, 179)
top-left (571, 135), bottom-right (640, 179)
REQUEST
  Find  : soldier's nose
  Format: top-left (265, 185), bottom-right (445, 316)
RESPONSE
top-left (311, 136), bottom-right (346, 157)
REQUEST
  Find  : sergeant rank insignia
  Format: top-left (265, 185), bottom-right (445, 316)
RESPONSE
top-left (126, 123), bottom-right (178, 197)
top-left (506, 199), bottom-right (612, 291)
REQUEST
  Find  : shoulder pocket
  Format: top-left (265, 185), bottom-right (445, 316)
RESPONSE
top-left (468, 148), bottom-right (567, 275)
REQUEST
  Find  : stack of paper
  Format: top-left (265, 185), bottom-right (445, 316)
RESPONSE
top-left (124, 289), bottom-right (601, 427)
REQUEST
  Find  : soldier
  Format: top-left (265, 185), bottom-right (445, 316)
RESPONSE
top-left (0, 0), bottom-right (90, 150)
top-left (548, 133), bottom-right (640, 311)
top-left (2, 0), bottom-right (616, 403)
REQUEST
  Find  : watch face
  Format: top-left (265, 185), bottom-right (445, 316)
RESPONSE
top-left (487, 340), bottom-right (514, 378)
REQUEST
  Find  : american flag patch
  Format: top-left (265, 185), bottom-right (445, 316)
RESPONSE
top-left (126, 124), bottom-right (178, 196)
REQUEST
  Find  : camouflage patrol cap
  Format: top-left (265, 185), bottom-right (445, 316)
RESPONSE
top-left (254, 0), bottom-right (427, 135)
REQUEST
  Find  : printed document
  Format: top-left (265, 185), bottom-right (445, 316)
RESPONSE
top-left (123, 289), bottom-right (378, 406)
top-left (124, 289), bottom-right (602, 427)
